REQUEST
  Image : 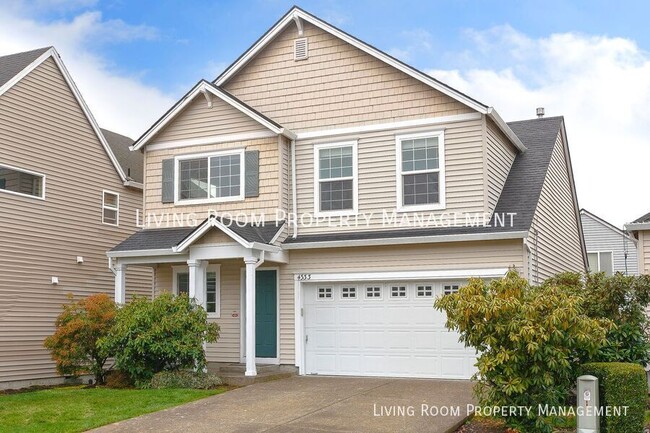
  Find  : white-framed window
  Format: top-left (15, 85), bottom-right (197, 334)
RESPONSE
top-left (317, 287), bottom-right (333, 299)
top-left (102, 190), bottom-right (120, 226)
top-left (341, 286), bottom-right (357, 299)
top-left (443, 284), bottom-right (460, 296)
top-left (0, 163), bottom-right (45, 200)
top-left (587, 251), bottom-right (614, 276)
top-left (416, 285), bottom-right (433, 297)
top-left (172, 264), bottom-right (221, 317)
top-left (365, 286), bottom-right (382, 299)
top-left (396, 131), bottom-right (445, 211)
top-left (390, 285), bottom-right (407, 298)
top-left (313, 141), bottom-right (358, 216)
top-left (175, 149), bottom-right (245, 205)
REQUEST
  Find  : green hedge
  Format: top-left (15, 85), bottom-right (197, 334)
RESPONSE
top-left (581, 362), bottom-right (646, 433)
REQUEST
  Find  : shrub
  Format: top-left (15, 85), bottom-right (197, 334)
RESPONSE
top-left (435, 270), bottom-right (610, 433)
top-left (44, 293), bottom-right (117, 385)
top-left (149, 370), bottom-right (223, 389)
top-left (581, 362), bottom-right (646, 433)
top-left (104, 370), bottom-right (133, 389)
top-left (547, 272), bottom-right (650, 364)
top-left (99, 293), bottom-right (219, 386)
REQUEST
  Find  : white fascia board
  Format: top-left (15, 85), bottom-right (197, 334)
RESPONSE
top-left (173, 218), bottom-right (253, 252)
top-left (146, 130), bottom-right (277, 152)
top-left (0, 47), bottom-right (129, 183)
top-left (282, 230), bottom-right (528, 250)
top-left (296, 268), bottom-right (510, 283)
top-left (106, 248), bottom-right (177, 258)
top-left (486, 108), bottom-right (527, 152)
top-left (123, 180), bottom-right (143, 190)
top-left (250, 242), bottom-right (281, 253)
top-left (215, 8), bottom-right (488, 114)
top-left (625, 222), bottom-right (650, 231)
top-left (131, 82), bottom-right (295, 151)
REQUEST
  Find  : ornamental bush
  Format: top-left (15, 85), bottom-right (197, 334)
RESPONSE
top-left (435, 270), bottom-right (610, 433)
top-left (99, 293), bottom-right (219, 386)
top-left (149, 370), bottom-right (223, 389)
top-left (44, 293), bottom-right (117, 385)
top-left (581, 362), bottom-right (646, 433)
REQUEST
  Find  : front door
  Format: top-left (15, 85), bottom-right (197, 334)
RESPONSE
top-left (255, 270), bottom-right (277, 358)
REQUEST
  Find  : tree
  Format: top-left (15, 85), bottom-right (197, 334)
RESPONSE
top-left (99, 293), bottom-right (219, 386)
top-left (545, 272), bottom-right (650, 364)
top-left (435, 270), bottom-right (610, 433)
top-left (44, 293), bottom-right (117, 385)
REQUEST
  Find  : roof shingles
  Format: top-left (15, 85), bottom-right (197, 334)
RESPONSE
top-left (0, 47), bottom-right (51, 88)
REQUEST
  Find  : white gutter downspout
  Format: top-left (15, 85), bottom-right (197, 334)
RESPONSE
top-left (291, 139), bottom-right (298, 239)
top-left (255, 251), bottom-right (266, 269)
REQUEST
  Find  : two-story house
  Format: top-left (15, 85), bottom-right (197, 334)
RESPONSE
top-left (0, 47), bottom-right (151, 389)
top-left (626, 211), bottom-right (650, 275)
top-left (109, 7), bottom-right (586, 380)
top-left (581, 209), bottom-right (638, 275)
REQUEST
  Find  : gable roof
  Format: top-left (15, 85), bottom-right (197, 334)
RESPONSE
top-left (0, 47), bottom-right (50, 89)
top-left (284, 117), bottom-right (565, 247)
top-left (101, 129), bottom-right (143, 183)
top-left (580, 209), bottom-right (633, 240)
top-left (109, 216), bottom-right (285, 254)
top-left (214, 6), bottom-right (525, 152)
top-left (0, 47), bottom-right (136, 188)
top-left (130, 80), bottom-right (295, 151)
top-left (632, 211), bottom-right (650, 224)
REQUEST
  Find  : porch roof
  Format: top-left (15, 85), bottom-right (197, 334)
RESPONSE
top-left (110, 217), bottom-right (285, 252)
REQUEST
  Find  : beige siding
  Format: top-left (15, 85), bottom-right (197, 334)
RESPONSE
top-left (485, 118), bottom-right (516, 214)
top-left (528, 131), bottom-right (584, 283)
top-left (295, 119), bottom-right (486, 234)
top-left (144, 136), bottom-right (281, 221)
top-left (0, 58), bottom-right (151, 385)
top-left (277, 240), bottom-right (525, 363)
top-left (154, 261), bottom-right (243, 363)
top-left (224, 21), bottom-right (475, 132)
top-left (152, 94), bottom-right (270, 143)
top-left (640, 230), bottom-right (650, 275)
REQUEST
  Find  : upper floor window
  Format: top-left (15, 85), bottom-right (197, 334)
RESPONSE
top-left (0, 164), bottom-right (45, 200)
top-left (588, 251), bottom-right (614, 276)
top-left (175, 149), bottom-right (244, 204)
top-left (314, 141), bottom-right (357, 216)
top-left (102, 191), bottom-right (119, 226)
top-left (396, 131), bottom-right (445, 211)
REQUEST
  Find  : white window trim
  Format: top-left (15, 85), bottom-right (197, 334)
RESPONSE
top-left (442, 282), bottom-right (461, 296)
top-left (365, 285), bottom-right (383, 300)
top-left (317, 286), bottom-right (333, 300)
top-left (415, 283), bottom-right (434, 298)
top-left (340, 285), bottom-right (357, 300)
top-left (102, 190), bottom-right (120, 226)
top-left (0, 163), bottom-right (46, 200)
top-left (588, 251), bottom-right (614, 274)
top-left (172, 264), bottom-right (221, 318)
top-left (389, 283), bottom-right (408, 299)
top-left (174, 148), bottom-right (245, 206)
top-left (395, 130), bottom-right (446, 212)
top-left (313, 140), bottom-right (358, 217)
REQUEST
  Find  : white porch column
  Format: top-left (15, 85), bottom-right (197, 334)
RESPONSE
top-left (188, 259), bottom-right (206, 308)
top-left (114, 263), bottom-right (126, 304)
top-left (244, 256), bottom-right (258, 376)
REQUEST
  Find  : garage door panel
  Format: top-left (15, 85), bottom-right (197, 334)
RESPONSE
top-left (304, 281), bottom-right (477, 379)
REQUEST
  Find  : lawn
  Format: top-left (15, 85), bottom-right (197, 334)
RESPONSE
top-left (0, 386), bottom-right (227, 433)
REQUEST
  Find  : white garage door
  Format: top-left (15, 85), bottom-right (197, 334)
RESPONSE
top-left (303, 281), bottom-right (477, 379)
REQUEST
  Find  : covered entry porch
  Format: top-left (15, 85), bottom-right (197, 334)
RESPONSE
top-left (107, 217), bottom-right (288, 377)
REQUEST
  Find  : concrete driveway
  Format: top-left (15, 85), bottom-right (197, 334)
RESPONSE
top-left (91, 376), bottom-right (475, 433)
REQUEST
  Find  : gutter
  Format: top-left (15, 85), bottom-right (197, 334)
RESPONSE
top-left (291, 139), bottom-right (298, 238)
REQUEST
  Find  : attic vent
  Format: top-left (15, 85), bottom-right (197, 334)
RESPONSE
top-left (294, 38), bottom-right (308, 61)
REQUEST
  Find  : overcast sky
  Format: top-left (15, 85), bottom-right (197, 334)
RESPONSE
top-left (1, 0), bottom-right (649, 227)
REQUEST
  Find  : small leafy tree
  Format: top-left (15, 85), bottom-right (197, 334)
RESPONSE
top-left (435, 270), bottom-right (610, 433)
top-left (44, 293), bottom-right (117, 385)
top-left (99, 293), bottom-right (219, 386)
top-left (546, 272), bottom-right (650, 364)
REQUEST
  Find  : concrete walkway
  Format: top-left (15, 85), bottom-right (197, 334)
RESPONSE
top-left (91, 376), bottom-right (475, 433)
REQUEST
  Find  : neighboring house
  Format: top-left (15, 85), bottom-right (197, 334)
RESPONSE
top-left (625, 211), bottom-right (650, 275)
top-left (108, 7), bottom-right (586, 380)
top-left (580, 209), bottom-right (638, 275)
top-left (0, 47), bottom-right (151, 389)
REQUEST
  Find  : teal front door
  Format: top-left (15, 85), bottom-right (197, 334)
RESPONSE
top-left (255, 270), bottom-right (277, 358)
